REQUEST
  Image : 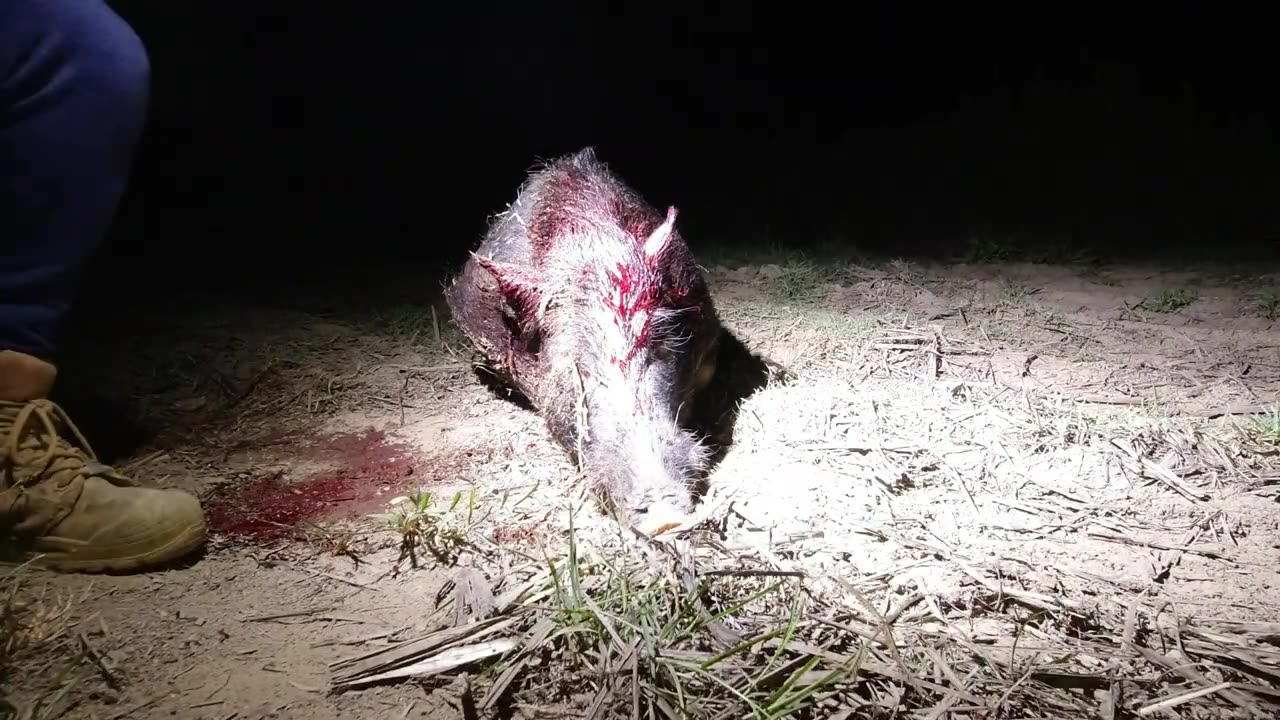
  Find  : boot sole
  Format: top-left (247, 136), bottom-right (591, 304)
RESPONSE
top-left (2, 520), bottom-right (208, 574)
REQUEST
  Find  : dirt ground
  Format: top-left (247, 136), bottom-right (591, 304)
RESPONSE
top-left (4, 251), bottom-right (1279, 719)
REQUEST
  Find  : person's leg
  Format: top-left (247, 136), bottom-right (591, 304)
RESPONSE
top-left (0, 0), bottom-right (206, 573)
top-left (0, 0), bottom-right (148, 359)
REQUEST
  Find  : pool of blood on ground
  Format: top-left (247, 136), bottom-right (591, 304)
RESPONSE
top-left (204, 428), bottom-right (420, 541)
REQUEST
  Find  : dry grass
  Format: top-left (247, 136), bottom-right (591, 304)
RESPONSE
top-left (0, 563), bottom-right (96, 720)
top-left (10, 251), bottom-right (1278, 718)
top-left (317, 256), bottom-right (1280, 717)
top-left (331, 512), bottom-right (870, 718)
top-left (1238, 406), bottom-right (1280, 451)
top-left (321, 371), bottom-right (1280, 716)
top-left (329, 459), bottom-right (1280, 719)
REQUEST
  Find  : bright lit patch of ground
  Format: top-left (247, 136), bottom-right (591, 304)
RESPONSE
top-left (4, 252), bottom-right (1279, 718)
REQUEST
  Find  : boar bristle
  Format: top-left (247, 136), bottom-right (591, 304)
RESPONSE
top-left (473, 253), bottom-right (544, 328)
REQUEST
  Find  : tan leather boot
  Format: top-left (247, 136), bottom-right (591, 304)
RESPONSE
top-left (0, 349), bottom-right (207, 572)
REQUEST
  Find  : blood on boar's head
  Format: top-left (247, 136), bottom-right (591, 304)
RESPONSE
top-left (472, 149), bottom-right (722, 534)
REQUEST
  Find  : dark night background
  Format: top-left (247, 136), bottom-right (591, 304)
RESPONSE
top-left (95, 2), bottom-right (1278, 296)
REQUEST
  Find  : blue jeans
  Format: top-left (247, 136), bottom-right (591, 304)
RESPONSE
top-left (0, 0), bottom-right (149, 362)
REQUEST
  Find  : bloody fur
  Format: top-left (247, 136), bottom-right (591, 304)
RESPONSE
top-left (444, 148), bottom-right (724, 523)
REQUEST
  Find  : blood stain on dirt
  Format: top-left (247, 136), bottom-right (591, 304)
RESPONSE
top-left (205, 428), bottom-right (423, 541)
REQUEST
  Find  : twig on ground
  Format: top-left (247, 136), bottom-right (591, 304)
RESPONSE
top-left (1109, 438), bottom-right (1211, 502)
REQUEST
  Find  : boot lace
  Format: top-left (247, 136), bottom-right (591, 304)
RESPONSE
top-left (1, 399), bottom-right (118, 490)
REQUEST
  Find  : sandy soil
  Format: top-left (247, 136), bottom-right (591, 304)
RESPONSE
top-left (4, 255), bottom-right (1278, 719)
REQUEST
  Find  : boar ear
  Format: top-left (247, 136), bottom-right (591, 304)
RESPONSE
top-left (642, 205), bottom-right (678, 260)
top-left (473, 254), bottom-right (543, 321)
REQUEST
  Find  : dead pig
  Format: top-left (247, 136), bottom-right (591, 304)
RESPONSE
top-left (444, 148), bottom-right (724, 536)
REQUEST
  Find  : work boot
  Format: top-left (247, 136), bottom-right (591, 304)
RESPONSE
top-left (0, 349), bottom-right (207, 573)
